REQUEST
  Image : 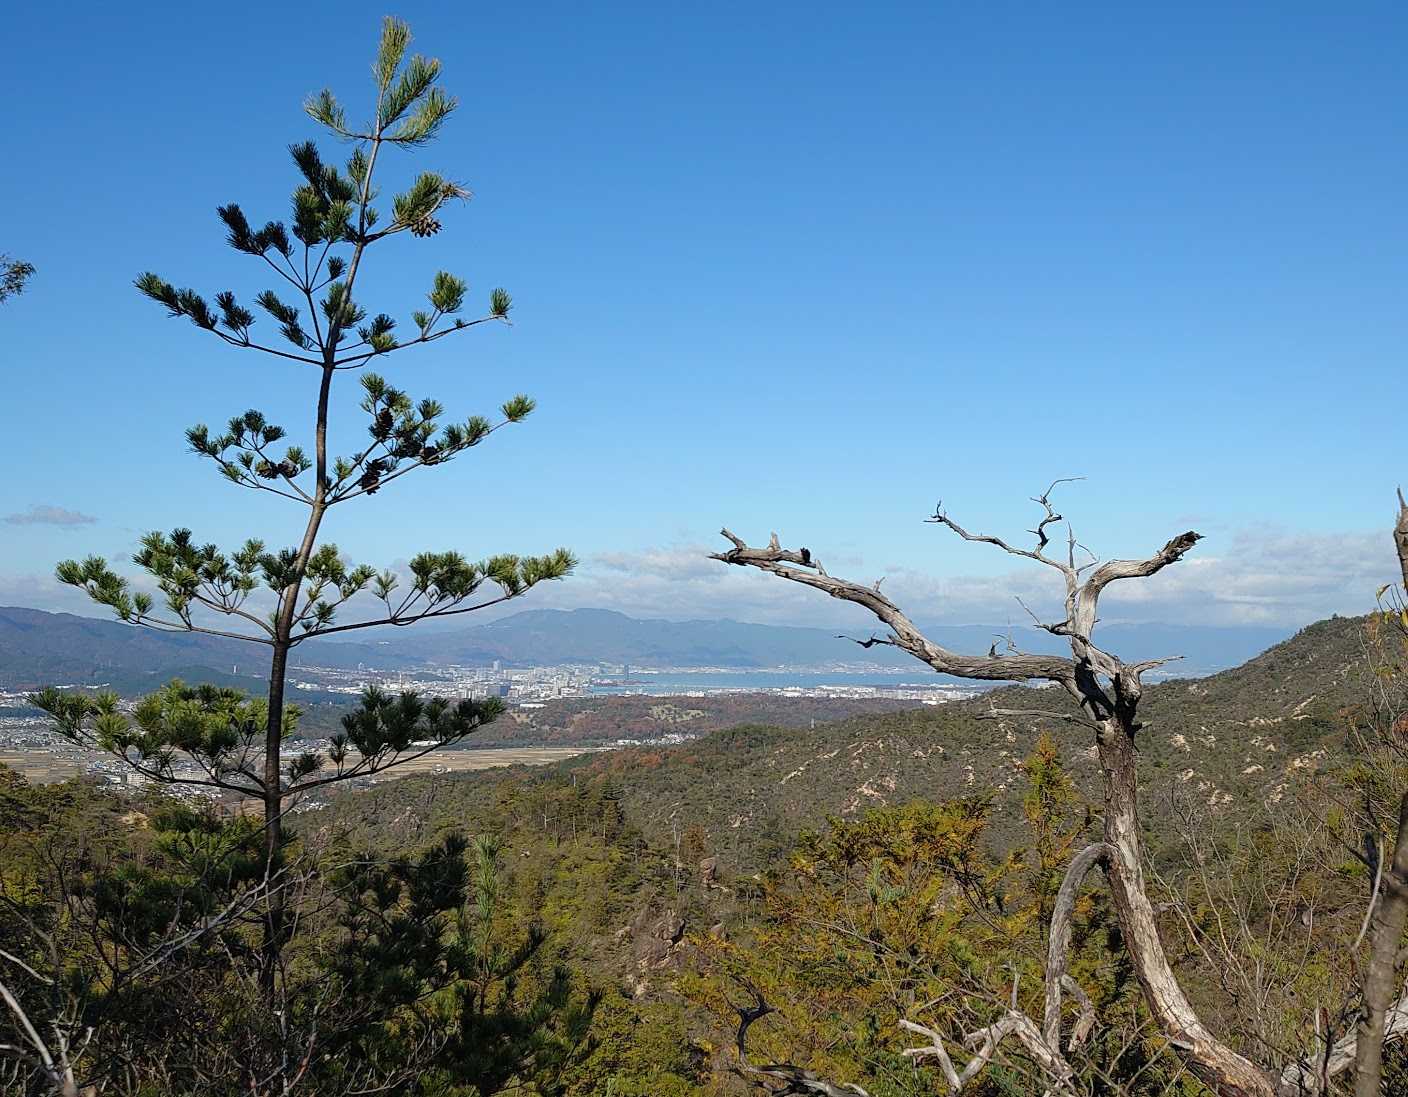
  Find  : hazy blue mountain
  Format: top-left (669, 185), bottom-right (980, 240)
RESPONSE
top-left (0, 605), bottom-right (1292, 691)
top-left (344, 607), bottom-right (1290, 678)
top-left (377, 608), bottom-right (920, 668)
top-left (0, 607), bottom-right (414, 691)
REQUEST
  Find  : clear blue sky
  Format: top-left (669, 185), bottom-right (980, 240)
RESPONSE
top-left (2, 2), bottom-right (1405, 628)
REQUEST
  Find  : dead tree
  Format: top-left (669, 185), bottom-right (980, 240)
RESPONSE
top-left (713, 483), bottom-right (1406, 1097)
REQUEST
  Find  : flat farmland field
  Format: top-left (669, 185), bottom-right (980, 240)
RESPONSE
top-left (357, 746), bottom-right (597, 782)
top-left (0, 751), bottom-right (87, 783)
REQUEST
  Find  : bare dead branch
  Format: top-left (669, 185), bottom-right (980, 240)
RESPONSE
top-left (1127, 655), bottom-right (1185, 676)
top-left (711, 493), bottom-right (1291, 1097)
top-left (731, 980), bottom-right (870, 1096)
top-left (1395, 488), bottom-right (1408, 593)
top-left (1015, 594), bottom-right (1069, 636)
top-left (713, 529), bottom-right (1075, 685)
top-left (1280, 992), bottom-right (1408, 1096)
top-left (1044, 843), bottom-right (1112, 1050)
top-left (1030, 478), bottom-right (1085, 554)
top-left (1061, 975), bottom-right (1097, 1050)
top-left (1353, 837), bottom-right (1385, 954)
top-left (1070, 531), bottom-right (1202, 641)
top-left (928, 502), bottom-right (1075, 582)
top-left (0, 949), bottom-right (52, 987)
top-left (900, 1006), bottom-right (1079, 1097)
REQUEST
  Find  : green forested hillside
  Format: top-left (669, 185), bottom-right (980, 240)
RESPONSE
top-left (334, 614), bottom-right (1372, 874)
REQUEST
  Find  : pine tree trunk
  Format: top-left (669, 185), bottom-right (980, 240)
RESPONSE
top-left (260, 638), bottom-right (289, 999)
top-left (255, 361), bottom-right (333, 1002)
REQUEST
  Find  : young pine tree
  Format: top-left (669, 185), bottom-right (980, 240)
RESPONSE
top-left (33, 18), bottom-right (572, 993)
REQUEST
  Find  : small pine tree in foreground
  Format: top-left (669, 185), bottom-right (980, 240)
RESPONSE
top-left (33, 16), bottom-right (572, 997)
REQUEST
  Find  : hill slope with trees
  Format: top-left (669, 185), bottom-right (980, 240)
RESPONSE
top-left (336, 613), bottom-right (1371, 873)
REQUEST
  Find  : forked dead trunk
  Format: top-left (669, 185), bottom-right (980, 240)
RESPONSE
top-left (1097, 718), bottom-right (1276, 1097)
top-left (712, 498), bottom-right (1408, 1097)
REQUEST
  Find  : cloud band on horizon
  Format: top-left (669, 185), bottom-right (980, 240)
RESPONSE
top-left (4, 504), bottom-right (97, 528)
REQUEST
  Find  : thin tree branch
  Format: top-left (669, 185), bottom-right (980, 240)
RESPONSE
top-left (0, 974), bottom-right (74, 1097)
top-left (127, 614), bottom-right (274, 646)
top-left (329, 313), bottom-right (506, 370)
top-left (0, 950), bottom-right (51, 987)
top-left (928, 504), bottom-right (1075, 581)
top-left (209, 328), bottom-right (323, 365)
top-left (291, 591), bottom-right (520, 643)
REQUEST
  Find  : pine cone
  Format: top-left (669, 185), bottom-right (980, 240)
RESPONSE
top-left (410, 215), bottom-right (442, 238)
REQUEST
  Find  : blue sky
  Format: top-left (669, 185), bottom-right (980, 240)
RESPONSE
top-left (2, 2), bottom-right (1405, 630)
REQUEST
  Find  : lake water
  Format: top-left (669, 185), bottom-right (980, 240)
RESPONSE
top-left (588, 670), bottom-right (979, 695)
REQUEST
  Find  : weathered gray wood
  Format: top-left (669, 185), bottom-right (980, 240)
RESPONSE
top-left (1043, 843), bottom-right (1110, 1051)
top-left (713, 490), bottom-right (1282, 1096)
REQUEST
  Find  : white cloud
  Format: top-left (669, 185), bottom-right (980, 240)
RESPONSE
top-left (1090, 528), bottom-right (1393, 625)
top-left (4, 504), bottom-right (97, 527)
top-left (519, 527), bottom-right (1398, 629)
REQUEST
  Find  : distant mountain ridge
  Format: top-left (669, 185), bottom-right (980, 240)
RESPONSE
top-left (377, 608), bottom-right (1289, 678)
top-left (0, 607), bottom-right (411, 692)
top-left (0, 604), bottom-right (1291, 691)
top-left (376, 608), bottom-right (918, 669)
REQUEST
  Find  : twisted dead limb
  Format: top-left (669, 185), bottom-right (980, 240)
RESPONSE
top-left (728, 839), bottom-right (1113, 1097)
top-left (893, 840), bottom-right (1110, 1096)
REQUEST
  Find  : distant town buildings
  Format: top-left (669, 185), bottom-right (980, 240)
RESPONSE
top-left (281, 658), bottom-right (977, 706)
top-left (0, 661), bottom-right (978, 793)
